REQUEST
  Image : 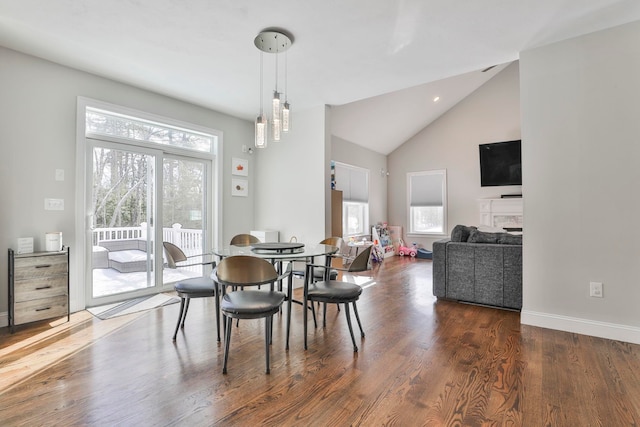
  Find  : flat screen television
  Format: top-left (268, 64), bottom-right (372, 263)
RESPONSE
top-left (479, 140), bottom-right (522, 186)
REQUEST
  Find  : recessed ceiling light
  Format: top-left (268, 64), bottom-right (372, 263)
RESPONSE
top-left (433, 96), bottom-right (440, 102)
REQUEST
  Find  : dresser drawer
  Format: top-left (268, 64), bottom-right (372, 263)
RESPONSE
top-left (14, 295), bottom-right (68, 325)
top-left (14, 254), bottom-right (68, 280)
top-left (14, 275), bottom-right (68, 302)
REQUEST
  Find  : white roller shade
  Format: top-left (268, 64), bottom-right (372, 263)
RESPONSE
top-left (334, 163), bottom-right (368, 203)
top-left (410, 172), bottom-right (444, 207)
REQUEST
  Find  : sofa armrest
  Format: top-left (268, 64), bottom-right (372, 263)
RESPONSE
top-left (432, 239), bottom-right (450, 298)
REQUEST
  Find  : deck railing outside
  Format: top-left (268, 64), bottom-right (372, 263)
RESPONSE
top-left (93, 223), bottom-right (204, 274)
top-left (93, 223), bottom-right (202, 254)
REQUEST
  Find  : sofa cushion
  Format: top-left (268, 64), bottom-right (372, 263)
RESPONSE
top-left (498, 233), bottom-right (522, 245)
top-left (108, 249), bottom-right (147, 263)
top-left (451, 225), bottom-right (477, 242)
top-left (467, 230), bottom-right (501, 244)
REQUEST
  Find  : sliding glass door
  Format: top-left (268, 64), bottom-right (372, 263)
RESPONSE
top-left (88, 141), bottom-right (159, 303)
top-left (162, 156), bottom-right (208, 285)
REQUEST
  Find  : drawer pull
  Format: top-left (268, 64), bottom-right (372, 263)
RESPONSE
top-left (35, 264), bottom-right (52, 269)
top-left (35, 307), bottom-right (52, 312)
top-left (35, 285), bottom-right (53, 290)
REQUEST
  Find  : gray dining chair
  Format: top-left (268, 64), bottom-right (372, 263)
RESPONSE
top-left (164, 242), bottom-right (219, 342)
top-left (215, 256), bottom-right (287, 374)
top-left (229, 233), bottom-right (260, 246)
top-left (291, 237), bottom-right (344, 283)
top-left (304, 244), bottom-right (372, 352)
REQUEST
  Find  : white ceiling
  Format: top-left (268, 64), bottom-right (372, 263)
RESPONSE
top-left (1, 0), bottom-right (639, 154)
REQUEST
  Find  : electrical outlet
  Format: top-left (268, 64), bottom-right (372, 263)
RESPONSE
top-left (589, 282), bottom-right (603, 298)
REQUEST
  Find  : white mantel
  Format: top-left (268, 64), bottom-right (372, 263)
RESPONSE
top-left (478, 198), bottom-right (523, 230)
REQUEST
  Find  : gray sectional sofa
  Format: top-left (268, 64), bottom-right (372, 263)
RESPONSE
top-left (432, 225), bottom-right (522, 310)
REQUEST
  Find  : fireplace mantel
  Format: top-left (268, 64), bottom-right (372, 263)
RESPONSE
top-left (478, 198), bottom-right (523, 231)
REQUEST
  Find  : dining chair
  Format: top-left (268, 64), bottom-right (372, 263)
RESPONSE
top-left (163, 242), bottom-right (219, 342)
top-left (215, 256), bottom-right (287, 374)
top-left (292, 236), bottom-right (344, 282)
top-left (229, 233), bottom-right (260, 246)
top-left (304, 244), bottom-right (372, 352)
top-left (291, 237), bottom-right (345, 327)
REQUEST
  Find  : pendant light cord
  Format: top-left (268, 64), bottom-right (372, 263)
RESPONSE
top-left (260, 51), bottom-right (263, 114)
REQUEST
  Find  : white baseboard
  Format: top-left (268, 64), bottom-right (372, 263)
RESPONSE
top-left (0, 311), bottom-right (8, 328)
top-left (521, 310), bottom-right (640, 345)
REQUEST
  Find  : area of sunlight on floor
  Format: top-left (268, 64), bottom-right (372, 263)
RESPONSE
top-left (0, 311), bottom-right (141, 394)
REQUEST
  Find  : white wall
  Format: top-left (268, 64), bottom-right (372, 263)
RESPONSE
top-left (331, 135), bottom-right (388, 230)
top-left (520, 21), bottom-right (640, 344)
top-left (0, 47), bottom-right (254, 321)
top-left (387, 62), bottom-right (521, 248)
top-left (254, 106), bottom-right (328, 244)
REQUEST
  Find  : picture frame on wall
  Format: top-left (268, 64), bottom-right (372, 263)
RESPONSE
top-left (231, 179), bottom-right (248, 197)
top-left (232, 157), bottom-right (248, 176)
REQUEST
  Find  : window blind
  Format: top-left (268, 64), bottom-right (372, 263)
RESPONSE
top-left (334, 163), bottom-right (368, 203)
top-left (410, 172), bottom-right (444, 207)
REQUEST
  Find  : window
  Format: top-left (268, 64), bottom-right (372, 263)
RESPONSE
top-left (343, 201), bottom-right (368, 236)
top-left (408, 170), bottom-right (447, 235)
top-left (86, 107), bottom-right (214, 153)
top-left (333, 162), bottom-right (369, 237)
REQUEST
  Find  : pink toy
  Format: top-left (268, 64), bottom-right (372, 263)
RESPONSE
top-left (397, 242), bottom-right (417, 257)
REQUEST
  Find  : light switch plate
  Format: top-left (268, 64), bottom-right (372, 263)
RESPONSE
top-left (55, 169), bottom-right (65, 181)
top-left (45, 198), bottom-right (64, 211)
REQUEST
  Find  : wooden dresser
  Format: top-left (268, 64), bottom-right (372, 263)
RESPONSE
top-left (8, 248), bottom-right (70, 332)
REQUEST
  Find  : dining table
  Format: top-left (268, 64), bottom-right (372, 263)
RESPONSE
top-left (211, 242), bottom-right (339, 350)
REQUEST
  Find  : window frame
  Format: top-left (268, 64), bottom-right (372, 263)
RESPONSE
top-left (74, 96), bottom-right (224, 311)
top-left (407, 169), bottom-right (448, 236)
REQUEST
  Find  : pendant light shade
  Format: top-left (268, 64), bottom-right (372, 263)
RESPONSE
top-left (272, 90), bottom-right (281, 141)
top-left (255, 114), bottom-right (267, 148)
top-left (254, 30), bottom-right (292, 147)
top-left (282, 101), bottom-right (290, 133)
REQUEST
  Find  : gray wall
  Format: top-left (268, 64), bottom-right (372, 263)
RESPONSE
top-left (331, 135), bottom-right (388, 231)
top-left (387, 62), bottom-right (521, 248)
top-left (520, 21), bottom-right (640, 343)
top-left (0, 47), bottom-right (254, 321)
top-left (254, 105), bottom-right (329, 244)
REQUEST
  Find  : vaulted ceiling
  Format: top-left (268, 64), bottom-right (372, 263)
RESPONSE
top-left (1, 0), bottom-right (639, 154)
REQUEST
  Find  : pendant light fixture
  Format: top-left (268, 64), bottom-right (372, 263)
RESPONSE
top-left (254, 30), bottom-right (292, 148)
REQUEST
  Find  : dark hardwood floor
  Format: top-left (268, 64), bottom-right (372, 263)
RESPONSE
top-left (1, 256), bottom-right (639, 426)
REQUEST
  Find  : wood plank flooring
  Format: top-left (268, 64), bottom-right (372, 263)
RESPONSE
top-left (1, 256), bottom-right (639, 426)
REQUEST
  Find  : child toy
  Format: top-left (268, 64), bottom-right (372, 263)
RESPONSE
top-left (396, 240), bottom-right (417, 257)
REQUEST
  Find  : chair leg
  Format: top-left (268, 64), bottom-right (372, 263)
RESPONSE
top-left (265, 315), bottom-right (271, 374)
top-left (310, 300), bottom-right (318, 329)
top-left (323, 302), bottom-right (327, 327)
top-left (181, 298), bottom-right (191, 328)
top-left (215, 287), bottom-right (221, 342)
top-left (222, 316), bottom-right (233, 374)
top-left (172, 298), bottom-right (187, 341)
top-left (344, 303), bottom-right (358, 352)
top-left (269, 316), bottom-right (274, 345)
top-left (286, 274), bottom-right (292, 350)
top-left (352, 301), bottom-right (365, 337)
